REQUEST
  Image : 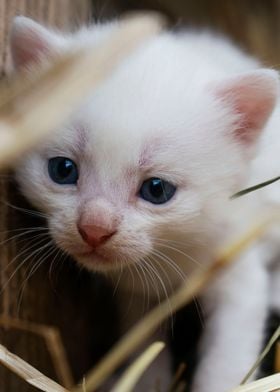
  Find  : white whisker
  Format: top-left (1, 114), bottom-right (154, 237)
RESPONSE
top-left (0, 228), bottom-right (49, 247)
top-left (0, 240), bottom-right (53, 295)
top-left (2, 234), bottom-right (51, 273)
top-left (113, 256), bottom-right (124, 297)
top-left (0, 200), bottom-right (48, 219)
top-left (153, 240), bottom-right (202, 267)
top-left (16, 244), bottom-right (57, 315)
top-left (151, 248), bottom-right (186, 281)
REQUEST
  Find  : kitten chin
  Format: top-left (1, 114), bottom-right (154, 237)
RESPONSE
top-left (72, 250), bottom-right (123, 272)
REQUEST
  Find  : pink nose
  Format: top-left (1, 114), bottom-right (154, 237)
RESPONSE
top-left (78, 224), bottom-right (116, 248)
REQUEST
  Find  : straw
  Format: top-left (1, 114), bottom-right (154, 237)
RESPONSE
top-left (231, 176), bottom-right (280, 199)
top-left (230, 373), bottom-right (280, 392)
top-left (72, 215), bottom-right (277, 392)
top-left (240, 325), bottom-right (280, 385)
top-left (0, 316), bottom-right (73, 388)
top-left (0, 12), bottom-right (165, 168)
top-left (111, 341), bottom-right (165, 392)
top-left (0, 343), bottom-right (70, 392)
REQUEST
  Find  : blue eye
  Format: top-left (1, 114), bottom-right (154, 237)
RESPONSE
top-left (48, 157), bottom-right (78, 185)
top-left (139, 177), bottom-right (176, 204)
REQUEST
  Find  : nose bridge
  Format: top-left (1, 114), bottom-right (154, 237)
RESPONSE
top-left (79, 198), bottom-right (120, 231)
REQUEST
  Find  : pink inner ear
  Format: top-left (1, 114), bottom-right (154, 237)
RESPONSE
top-left (12, 34), bottom-right (51, 69)
top-left (233, 84), bottom-right (274, 143)
top-left (11, 18), bottom-right (54, 69)
top-left (217, 70), bottom-right (279, 145)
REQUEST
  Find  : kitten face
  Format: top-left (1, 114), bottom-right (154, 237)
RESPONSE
top-left (12, 17), bottom-right (278, 273)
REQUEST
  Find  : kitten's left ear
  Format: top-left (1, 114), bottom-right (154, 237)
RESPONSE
top-left (215, 69), bottom-right (279, 145)
top-left (10, 16), bottom-right (64, 70)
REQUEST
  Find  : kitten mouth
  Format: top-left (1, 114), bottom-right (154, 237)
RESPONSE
top-left (76, 249), bottom-right (115, 266)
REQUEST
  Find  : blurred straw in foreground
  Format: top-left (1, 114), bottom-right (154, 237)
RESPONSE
top-left (0, 215), bottom-right (279, 392)
top-left (0, 343), bottom-right (69, 392)
top-left (230, 373), bottom-right (280, 392)
top-left (0, 12), bottom-right (165, 167)
top-left (73, 214), bottom-right (279, 392)
top-left (0, 316), bottom-right (73, 388)
top-left (111, 341), bottom-right (165, 392)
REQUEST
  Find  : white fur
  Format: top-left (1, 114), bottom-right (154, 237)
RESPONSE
top-left (10, 16), bottom-right (280, 392)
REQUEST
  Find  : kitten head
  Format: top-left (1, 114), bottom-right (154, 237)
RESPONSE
top-left (11, 17), bottom-right (279, 273)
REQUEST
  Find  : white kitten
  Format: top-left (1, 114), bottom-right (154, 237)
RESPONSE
top-left (10, 16), bottom-right (280, 392)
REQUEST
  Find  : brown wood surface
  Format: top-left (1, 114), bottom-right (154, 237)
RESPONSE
top-left (0, 2), bottom-right (115, 392)
top-left (116, 0), bottom-right (280, 66)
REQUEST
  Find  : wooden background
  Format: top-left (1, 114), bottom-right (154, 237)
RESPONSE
top-left (0, 1), bottom-right (280, 390)
top-left (0, 2), bottom-right (114, 391)
top-left (115, 0), bottom-right (280, 66)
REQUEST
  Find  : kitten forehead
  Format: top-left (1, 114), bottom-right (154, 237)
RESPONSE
top-left (21, 26), bottom-right (274, 201)
top-left (43, 123), bottom-right (87, 158)
top-left (69, 33), bottom-right (248, 154)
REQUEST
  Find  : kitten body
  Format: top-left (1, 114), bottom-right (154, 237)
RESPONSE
top-left (10, 16), bottom-right (280, 392)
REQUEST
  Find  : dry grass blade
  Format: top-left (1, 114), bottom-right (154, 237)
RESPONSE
top-left (275, 342), bottom-right (280, 373)
top-left (240, 325), bottom-right (280, 384)
top-left (82, 377), bottom-right (86, 392)
top-left (231, 176), bottom-right (280, 199)
top-left (0, 316), bottom-right (73, 388)
top-left (230, 373), bottom-right (280, 392)
top-left (174, 381), bottom-right (188, 392)
top-left (72, 215), bottom-right (276, 392)
top-left (111, 341), bottom-right (165, 392)
top-left (0, 12), bottom-right (165, 167)
top-left (168, 362), bottom-right (187, 392)
top-left (0, 343), bottom-right (69, 392)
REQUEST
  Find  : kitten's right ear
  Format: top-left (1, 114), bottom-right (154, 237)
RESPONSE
top-left (10, 16), bottom-right (63, 70)
top-left (214, 69), bottom-right (279, 146)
